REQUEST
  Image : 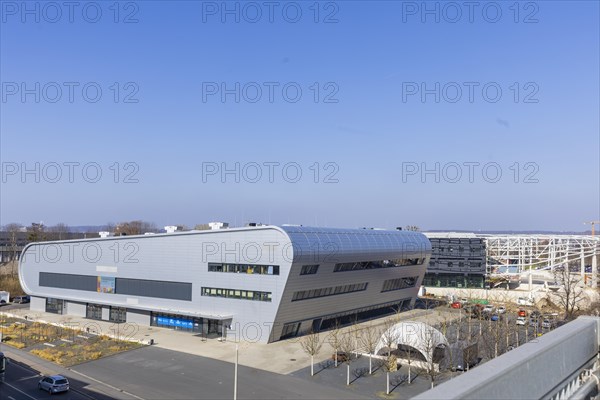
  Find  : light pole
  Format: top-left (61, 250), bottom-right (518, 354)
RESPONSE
top-left (234, 344), bottom-right (238, 400)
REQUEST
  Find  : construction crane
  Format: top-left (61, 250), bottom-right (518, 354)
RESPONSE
top-left (584, 221), bottom-right (600, 236)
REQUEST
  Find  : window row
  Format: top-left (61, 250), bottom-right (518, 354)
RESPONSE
top-left (201, 287), bottom-right (272, 302)
top-left (300, 264), bottom-right (319, 275)
top-left (291, 282), bottom-right (368, 301)
top-left (333, 258), bottom-right (424, 272)
top-left (381, 276), bottom-right (418, 292)
top-left (208, 263), bottom-right (280, 275)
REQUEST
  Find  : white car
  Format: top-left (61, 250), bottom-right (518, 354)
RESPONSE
top-left (483, 305), bottom-right (494, 313)
top-left (497, 306), bottom-right (506, 314)
top-left (516, 317), bottom-right (526, 326)
top-left (541, 319), bottom-right (553, 329)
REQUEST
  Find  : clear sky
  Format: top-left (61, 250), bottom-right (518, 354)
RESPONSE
top-left (1, 0), bottom-right (598, 231)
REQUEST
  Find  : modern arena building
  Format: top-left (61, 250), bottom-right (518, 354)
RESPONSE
top-left (18, 225), bottom-right (431, 343)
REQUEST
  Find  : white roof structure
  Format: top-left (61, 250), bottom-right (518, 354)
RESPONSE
top-left (374, 321), bottom-right (449, 363)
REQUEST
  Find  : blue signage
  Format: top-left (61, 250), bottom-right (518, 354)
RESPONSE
top-left (156, 316), bottom-right (193, 329)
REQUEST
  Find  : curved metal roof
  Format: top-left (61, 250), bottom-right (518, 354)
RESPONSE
top-left (278, 226), bottom-right (431, 264)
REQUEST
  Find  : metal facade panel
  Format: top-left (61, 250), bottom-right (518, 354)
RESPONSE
top-left (20, 226), bottom-right (432, 342)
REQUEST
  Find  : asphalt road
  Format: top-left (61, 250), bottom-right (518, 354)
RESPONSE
top-left (1, 357), bottom-right (96, 400)
top-left (73, 346), bottom-right (369, 400)
top-left (0, 348), bottom-right (139, 400)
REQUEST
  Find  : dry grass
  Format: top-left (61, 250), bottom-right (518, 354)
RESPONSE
top-left (0, 272), bottom-right (24, 295)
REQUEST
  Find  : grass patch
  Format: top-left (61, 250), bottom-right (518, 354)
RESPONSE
top-left (29, 335), bottom-right (141, 365)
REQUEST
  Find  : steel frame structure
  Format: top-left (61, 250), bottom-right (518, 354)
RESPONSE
top-left (481, 235), bottom-right (600, 286)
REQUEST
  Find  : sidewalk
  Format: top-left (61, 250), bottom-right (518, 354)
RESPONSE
top-left (1, 306), bottom-right (459, 375)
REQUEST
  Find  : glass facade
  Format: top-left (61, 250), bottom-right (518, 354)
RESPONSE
top-left (422, 273), bottom-right (485, 288)
top-left (201, 287), bottom-right (272, 302)
top-left (109, 306), bottom-right (126, 323)
top-left (86, 303), bottom-right (103, 320)
top-left (208, 263), bottom-right (279, 275)
top-left (291, 282), bottom-right (368, 301)
top-left (300, 264), bottom-right (319, 275)
top-left (381, 276), bottom-right (418, 292)
top-left (334, 258), bottom-right (424, 272)
top-left (45, 298), bottom-right (64, 314)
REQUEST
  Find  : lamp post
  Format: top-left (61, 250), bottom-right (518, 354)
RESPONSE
top-left (234, 344), bottom-right (238, 400)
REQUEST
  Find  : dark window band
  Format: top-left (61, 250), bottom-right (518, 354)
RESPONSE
top-left (334, 258), bottom-right (424, 272)
top-left (291, 282), bottom-right (368, 301)
top-left (381, 276), bottom-right (418, 292)
top-left (208, 263), bottom-right (279, 275)
top-left (38, 272), bottom-right (192, 301)
top-left (201, 287), bottom-right (272, 302)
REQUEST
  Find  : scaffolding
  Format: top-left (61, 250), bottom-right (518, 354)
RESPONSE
top-left (481, 235), bottom-right (600, 287)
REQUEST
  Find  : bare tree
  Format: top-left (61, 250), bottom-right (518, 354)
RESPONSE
top-left (48, 223), bottom-right (70, 241)
top-left (553, 267), bottom-right (587, 319)
top-left (338, 332), bottom-right (355, 385)
top-left (4, 223), bottom-right (22, 273)
top-left (405, 225), bottom-right (420, 231)
top-left (115, 220), bottom-right (157, 236)
top-left (327, 321), bottom-right (342, 368)
top-left (379, 317), bottom-right (399, 394)
top-left (299, 330), bottom-right (323, 377)
top-left (420, 324), bottom-right (442, 389)
top-left (359, 323), bottom-right (379, 374)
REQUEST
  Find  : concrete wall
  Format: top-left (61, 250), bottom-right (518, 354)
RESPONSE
top-left (30, 295), bottom-right (45, 312)
top-left (65, 301), bottom-right (86, 318)
top-left (126, 309), bottom-right (150, 325)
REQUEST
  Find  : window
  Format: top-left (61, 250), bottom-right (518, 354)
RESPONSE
top-left (45, 298), bottom-right (64, 314)
top-left (333, 258), bottom-right (423, 272)
top-left (381, 276), bottom-right (418, 292)
top-left (300, 265), bottom-right (319, 275)
top-left (201, 287), bottom-right (272, 302)
top-left (208, 263), bottom-right (279, 275)
top-left (86, 303), bottom-right (103, 320)
top-left (291, 282), bottom-right (368, 301)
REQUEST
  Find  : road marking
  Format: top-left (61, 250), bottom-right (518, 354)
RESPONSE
top-left (68, 369), bottom-right (146, 400)
top-left (3, 382), bottom-right (39, 400)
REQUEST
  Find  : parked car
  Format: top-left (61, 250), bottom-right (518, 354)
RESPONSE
top-left (497, 306), bottom-right (506, 314)
top-left (13, 295), bottom-right (30, 304)
top-left (459, 298), bottom-right (469, 306)
top-left (451, 301), bottom-right (462, 309)
top-left (518, 309), bottom-right (527, 317)
top-left (490, 314), bottom-right (501, 322)
top-left (483, 305), bottom-right (494, 313)
top-left (530, 310), bottom-right (542, 319)
top-left (516, 316), bottom-right (526, 326)
top-left (38, 375), bottom-right (69, 394)
top-left (529, 318), bottom-right (539, 327)
top-left (541, 319), bottom-right (553, 329)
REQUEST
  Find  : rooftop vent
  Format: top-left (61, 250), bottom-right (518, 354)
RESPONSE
top-left (208, 222), bottom-right (229, 230)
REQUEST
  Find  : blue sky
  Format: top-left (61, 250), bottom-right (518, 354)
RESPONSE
top-left (1, 1), bottom-right (598, 231)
